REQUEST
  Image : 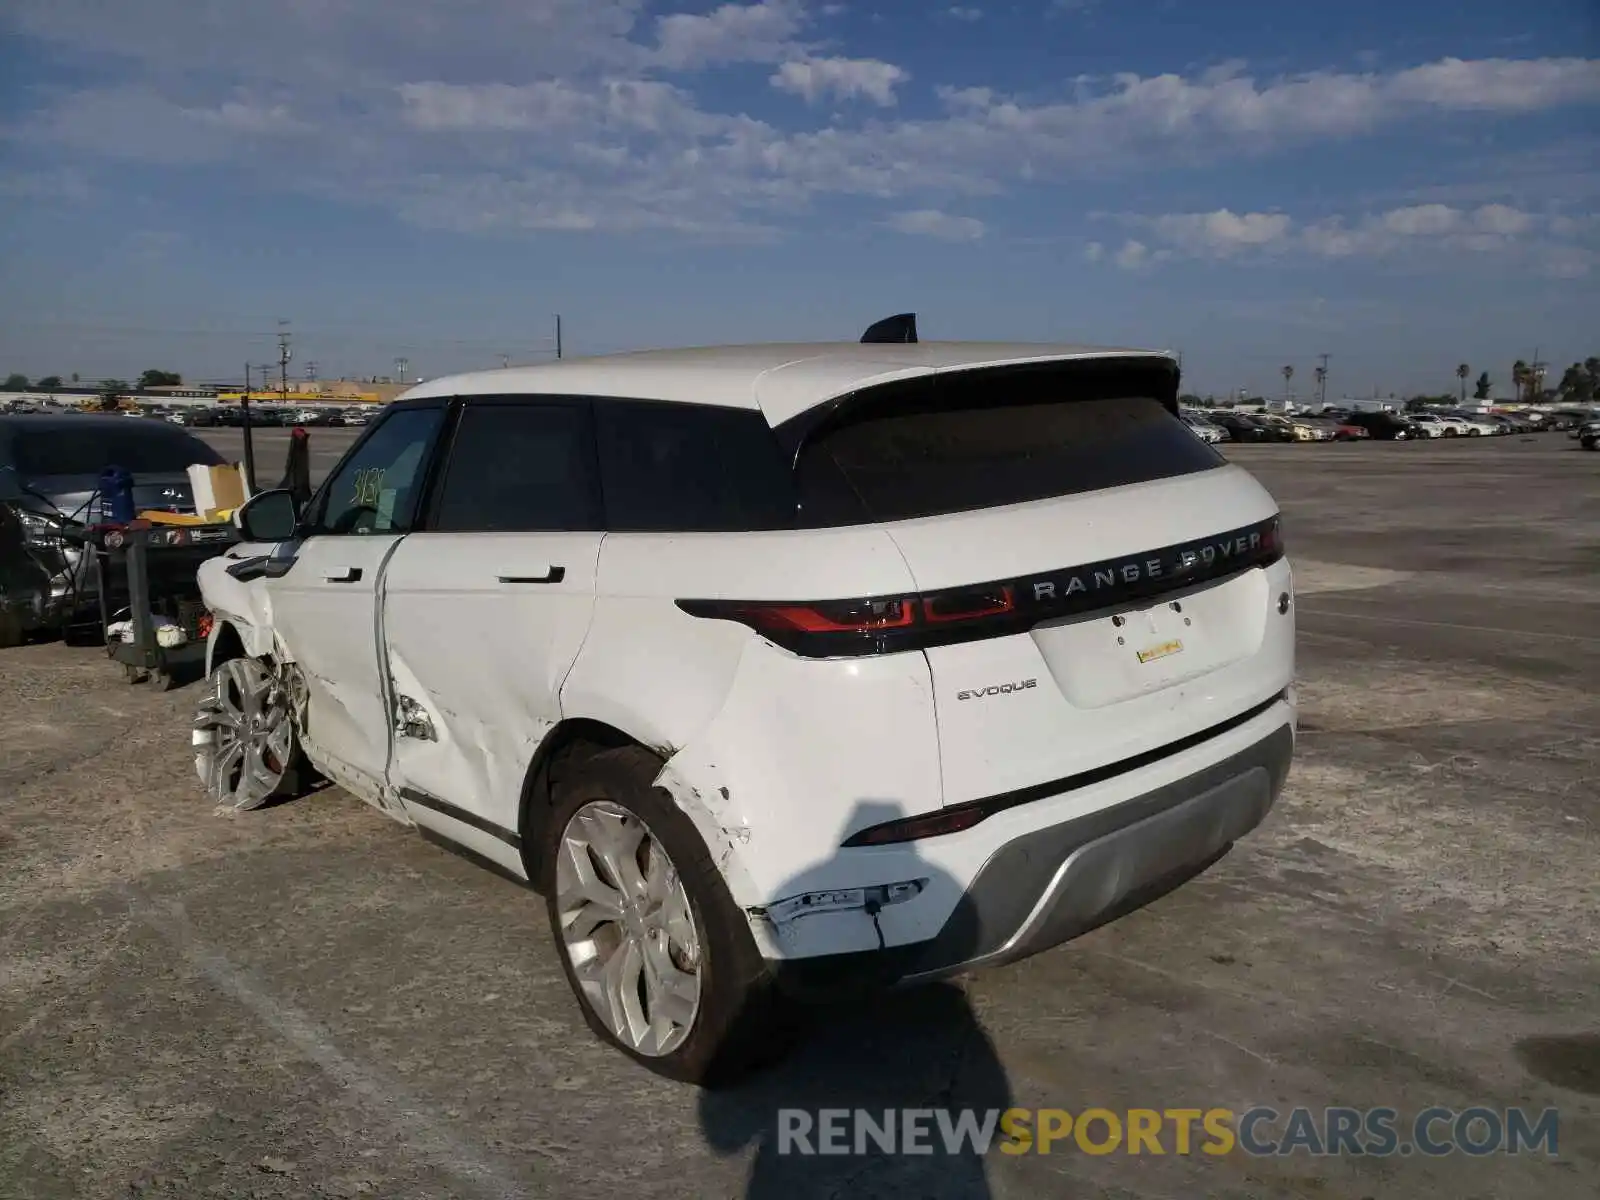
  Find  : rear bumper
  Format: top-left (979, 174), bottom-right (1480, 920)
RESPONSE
top-left (769, 719), bottom-right (1293, 1000)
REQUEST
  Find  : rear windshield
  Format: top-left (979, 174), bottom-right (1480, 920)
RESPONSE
top-left (791, 360), bottom-right (1221, 525)
top-left (12, 427), bottom-right (226, 475)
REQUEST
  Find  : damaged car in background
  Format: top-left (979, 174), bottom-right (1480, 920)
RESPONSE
top-left (196, 327), bottom-right (1297, 1084)
top-left (0, 414), bottom-right (228, 638)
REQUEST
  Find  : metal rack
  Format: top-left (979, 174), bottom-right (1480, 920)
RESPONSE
top-left (90, 523), bottom-right (238, 687)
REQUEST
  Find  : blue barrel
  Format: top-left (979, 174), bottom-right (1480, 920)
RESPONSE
top-left (100, 466), bottom-right (136, 524)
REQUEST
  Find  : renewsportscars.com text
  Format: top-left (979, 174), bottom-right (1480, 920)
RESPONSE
top-left (777, 1106), bottom-right (1560, 1158)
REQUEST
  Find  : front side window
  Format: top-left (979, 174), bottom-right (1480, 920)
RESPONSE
top-left (311, 406), bottom-right (444, 535)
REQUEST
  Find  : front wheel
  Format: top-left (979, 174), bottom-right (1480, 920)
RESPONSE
top-left (193, 655), bottom-right (303, 810)
top-left (542, 746), bottom-right (793, 1085)
top-left (1468, 428), bottom-right (1482, 437)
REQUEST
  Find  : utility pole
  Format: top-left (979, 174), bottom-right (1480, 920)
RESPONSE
top-left (499, 354), bottom-right (510, 369)
top-left (306, 360), bottom-right (318, 382)
top-left (1315, 353), bottom-right (1329, 410)
top-left (277, 320), bottom-right (292, 408)
top-left (395, 357), bottom-right (409, 383)
top-left (241, 362), bottom-right (257, 492)
top-left (555, 314), bottom-right (563, 360)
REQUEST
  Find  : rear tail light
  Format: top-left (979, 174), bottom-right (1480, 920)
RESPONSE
top-left (679, 515), bottom-right (1284, 658)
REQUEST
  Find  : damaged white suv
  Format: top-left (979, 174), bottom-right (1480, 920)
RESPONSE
top-left (196, 334), bottom-right (1296, 1083)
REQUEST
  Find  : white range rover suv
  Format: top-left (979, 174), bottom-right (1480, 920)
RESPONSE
top-left (195, 337), bottom-right (1297, 1083)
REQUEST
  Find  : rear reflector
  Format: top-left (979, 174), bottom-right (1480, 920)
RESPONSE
top-left (843, 807), bottom-right (990, 847)
top-left (677, 514), bottom-right (1283, 658)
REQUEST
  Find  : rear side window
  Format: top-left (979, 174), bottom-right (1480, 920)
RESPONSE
top-left (433, 402), bottom-right (600, 532)
top-left (595, 400), bottom-right (795, 532)
top-left (12, 427), bottom-right (225, 475)
top-left (791, 361), bottom-right (1221, 525)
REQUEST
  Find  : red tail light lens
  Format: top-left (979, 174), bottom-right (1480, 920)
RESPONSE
top-left (724, 597), bottom-right (915, 635)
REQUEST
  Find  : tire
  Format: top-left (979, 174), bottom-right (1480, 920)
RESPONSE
top-left (1468, 428), bottom-right (1481, 437)
top-left (540, 745), bottom-right (795, 1085)
top-left (1583, 436), bottom-right (1598, 451)
top-left (192, 654), bottom-right (305, 810)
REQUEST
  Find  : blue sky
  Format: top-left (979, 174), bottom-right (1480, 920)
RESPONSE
top-left (1, 0), bottom-right (1597, 400)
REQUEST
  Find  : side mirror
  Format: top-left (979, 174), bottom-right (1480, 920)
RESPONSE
top-left (234, 488), bottom-right (299, 542)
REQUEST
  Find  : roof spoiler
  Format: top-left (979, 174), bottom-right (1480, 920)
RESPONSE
top-left (860, 313), bottom-right (918, 344)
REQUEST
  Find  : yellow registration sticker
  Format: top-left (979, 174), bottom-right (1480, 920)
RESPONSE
top-left (1136, 639), bottom-right (1184, 664)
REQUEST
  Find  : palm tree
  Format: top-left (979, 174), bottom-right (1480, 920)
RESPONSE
top-left (1314, 365), bottom-right (1328, 408)
top-left (1456, 363), bottom-right (1470, 405)
top-left (1512, 359), bottom-right (1529, 404)
top-left (1282, 364), bottom-right (1294, 405)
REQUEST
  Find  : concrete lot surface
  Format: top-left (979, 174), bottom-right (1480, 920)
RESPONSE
top-left (2, 433), bottom-right (1597, 1199)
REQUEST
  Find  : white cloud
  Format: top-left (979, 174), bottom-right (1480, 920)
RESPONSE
top-left (947, 6), bottom-right (983, 20)
top-left (885, 209), bottom-right (985, 240)
top-left (1111, 203), bottom-right (1592, 275)
top-left (653, 0), bottom-right (805, 70)
top-left (1084, 240), bottom-right (1104, 262)
top-left (771, 57), bottom-right (909, 106)
top-left (1385, 56), bottom-right (1600, 111)
top-left (1380, 203), bottom-right (1461, 235)
top-left (1473, 202), bottom-right (1536, 235)
top-left (1114, 239), bottom-right (1149, 269)
top-left (1150, 208), bottom-right (1293, 255)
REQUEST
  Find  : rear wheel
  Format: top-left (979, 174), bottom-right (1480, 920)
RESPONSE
top-left (541, 746), bottom-right (794, 1085)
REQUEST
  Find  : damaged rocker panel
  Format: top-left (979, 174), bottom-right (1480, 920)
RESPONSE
top-left (399, 787), bottom-right (522, 849)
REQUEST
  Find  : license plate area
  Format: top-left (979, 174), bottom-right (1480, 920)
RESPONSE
top-left (1115, 600), bottom-right (1194, 666)
top-left (1030, 575), bottom-right (1261, 710)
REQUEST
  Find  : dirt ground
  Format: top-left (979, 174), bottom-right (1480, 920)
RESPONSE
top-left (2, 432), bottom-right (1596, 1199)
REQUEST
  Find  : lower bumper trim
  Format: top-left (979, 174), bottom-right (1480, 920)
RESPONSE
top-left (769, 720), bottom-right (1293, 1001)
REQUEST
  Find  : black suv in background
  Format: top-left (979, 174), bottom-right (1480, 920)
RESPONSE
top-left (1338, 411), bottom-right (1419, 440)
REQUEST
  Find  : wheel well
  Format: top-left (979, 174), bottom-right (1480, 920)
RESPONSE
top-left (209, 621), bottom-right (247, 674)
top-left (517, 718), bottom-right (656, 891)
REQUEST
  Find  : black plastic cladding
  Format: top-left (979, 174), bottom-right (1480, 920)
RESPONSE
top-left (676, 514), bottom-right (1283, 658)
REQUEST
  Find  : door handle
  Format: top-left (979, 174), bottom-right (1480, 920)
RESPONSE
top-left (497, 566), bottom-right (565, 584)
top-left (324, 566), bottom-right (363, 583)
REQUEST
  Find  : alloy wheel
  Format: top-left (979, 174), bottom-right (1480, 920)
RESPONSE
top-left (555, 800), bottom-right (702, 1057)
top-left (193, 656), bottom-right (295, 810)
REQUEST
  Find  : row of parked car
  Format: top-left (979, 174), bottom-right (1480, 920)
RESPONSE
top-left (1181, 405), bottom-right (1599, 443)
top-left (159, 404), bottom-right (375, 429)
